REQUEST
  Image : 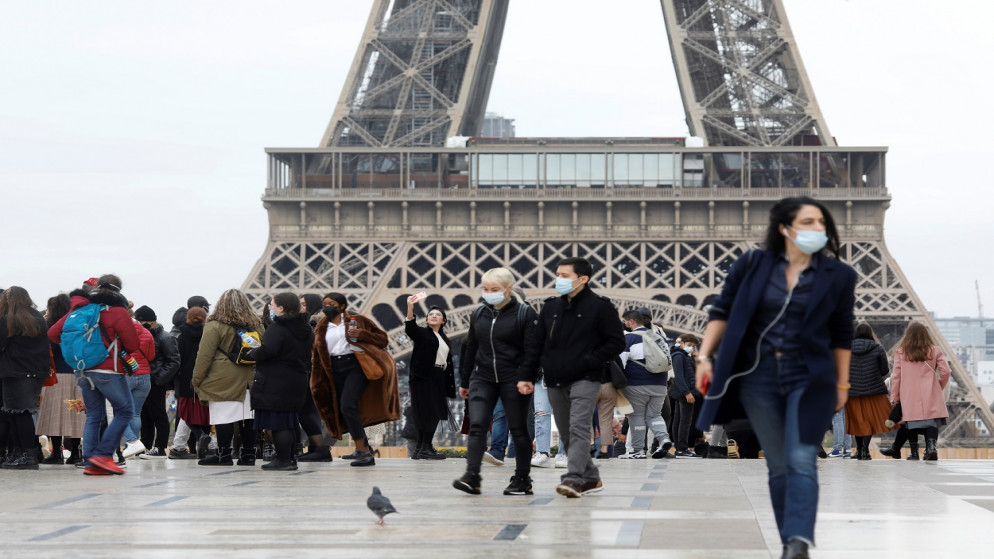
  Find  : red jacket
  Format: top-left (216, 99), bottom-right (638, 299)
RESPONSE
top-left (131, 321), bottom-right (156, 375)
top-left (48, 290), bottom-right (141, 374)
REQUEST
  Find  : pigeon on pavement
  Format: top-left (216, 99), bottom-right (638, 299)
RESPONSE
top-left (367, 486), bottom-right (398, 525)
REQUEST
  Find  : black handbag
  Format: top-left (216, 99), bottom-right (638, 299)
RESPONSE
top-left (605, 359), bottom-right (628, 390)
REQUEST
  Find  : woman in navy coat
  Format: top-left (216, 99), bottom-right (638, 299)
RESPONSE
top-left (694, 196), bottom-right (856, 559)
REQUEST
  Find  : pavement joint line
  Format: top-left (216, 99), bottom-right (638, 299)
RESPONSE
top-left (290, 470), bottom-right (318, 475)
top-left (28, 525), bottom-right (89, 542)
top-left (493, 523), bottom-right (527, 541)
top-left (136, 480), bottom-right (172, 488)
top-left (232, 481), bottom-right (260, 486)
top-left (32, 493), bottom-right (101, 510)
top-left (146, 496), bottom-right (189, 507)
top-left (631, 496), bottom-right (653, 507)
top-left (640, 483), bottom-right (660, 492)
top-left (615, 520), bottom-right (643, 546)
top-left (529, 497), bottom-right (553, 506)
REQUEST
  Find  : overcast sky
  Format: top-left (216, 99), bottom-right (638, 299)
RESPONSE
top-left (1, 0), bottom-right (991, 321)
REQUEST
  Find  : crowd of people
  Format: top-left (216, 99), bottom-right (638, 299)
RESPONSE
top-left (0, 195), bottom-right (955, 559)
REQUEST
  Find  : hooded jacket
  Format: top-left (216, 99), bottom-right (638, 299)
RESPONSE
top-left (249, 313), bottom-right (315, 412)
top-left (848, 338), bottom-right (889, 397)
top-left (47, 289), bottom-right (141, 374)
top-left (459, 299), bottom-right (542, 388)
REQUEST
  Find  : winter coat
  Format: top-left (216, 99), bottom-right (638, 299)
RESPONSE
top-left (669, 345), bottom-right (699, 398)
top-left (459, 299), bottom-right (542, 388)
top-left (406, 320), bottom-right (456, 397)
top-left (0, 309), bottom-right (50, 378)
top-left (310, 313), bottom-right (400, 440)
top-left (619, 327), bottom-right (667, 387)
top-left (48, 289), bottom-right (141, 374)
top-left (191, 320), bottom-right (265, 403)
top-left (131, 321), bottom-right (156, 376)
top-left (536, 287), bottom-right (626, 387)
top-left (175, 322), bottom-right (203, 398)
top-left (248, 313), bottom-right (314, 412)
top-left (147, 323), bottom-right (181, 387)
top-left (696, 250), bottom-right (857, 445)
top-left (891, 346), bottom-right (949, 421)
top-left (848, 338), bottom-right (889, 397)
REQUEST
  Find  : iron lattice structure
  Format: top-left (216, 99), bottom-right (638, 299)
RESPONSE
top-left (242, 0), bottom-right (994, 445)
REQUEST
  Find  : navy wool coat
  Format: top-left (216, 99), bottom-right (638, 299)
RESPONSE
top-left (696, 249), bottom-right (857, 445)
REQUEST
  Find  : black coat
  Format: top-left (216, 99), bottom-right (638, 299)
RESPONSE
top-left (175, 322), bottom-right (204, 399)
top-left (669, 346), bottom-right (699, 398)
top-left (460, 299), bottom-right (542, 388)
top-left (406, 319), bottom-right (455, 430)
top-left (536, 287), bottom-right (626, 387)
top-left (848, 338), bottom-right (889, 397)
top-left (0, 310), bottom-right (50, 378)
top-left (147, 324), bottom-right (181, 387)
top-left (249, 313), bottom-right (314, 412)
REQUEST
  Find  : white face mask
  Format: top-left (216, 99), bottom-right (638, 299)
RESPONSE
top-left (482, 291), bottom-right (506, 306)
top-left (784, 226), bottom-right (829, 255)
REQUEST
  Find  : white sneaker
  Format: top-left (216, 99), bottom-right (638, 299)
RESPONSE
top-left (483, 451), bottom-right (504, 466)
top-left (122, 440), bottom-right (146, 458)
top-left (554, 453), bottom-right (568, 468)
top-left (531, 452), bottom-right (552, 468)
top-left (618, 450), bottom-right (647, 459)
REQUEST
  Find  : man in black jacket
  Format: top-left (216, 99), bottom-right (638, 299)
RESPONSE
top-left (537, 257), bottom-right (626, 498)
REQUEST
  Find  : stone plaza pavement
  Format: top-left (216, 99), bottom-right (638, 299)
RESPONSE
top-left (2, 456), bottom-right (993, 558)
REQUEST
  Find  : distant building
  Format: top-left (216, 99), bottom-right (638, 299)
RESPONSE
top-left (933, 316), bottom-right (994, 382)
top-left (482, 112), bottom-right (515, 138)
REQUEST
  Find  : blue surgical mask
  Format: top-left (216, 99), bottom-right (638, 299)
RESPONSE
top-left (269, 310), bottom-right (277, 321)
top-left (684, 346), bottom-right (694, 355)
top-left (785, 226), bottom-right (828, 255)
top-left (482, 291), bottom-right (506, 306)
top-left (555, 277), bottom-right (577, 295)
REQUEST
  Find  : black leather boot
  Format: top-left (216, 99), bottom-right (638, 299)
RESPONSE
top-left (2, 448), bottom-right (39, 470)
top-left (879, 444), bottom-right (901, 459)
top-left (236, 447), bottom-right (256, 466)
top-left (350, 450), bottom-right (375, 467)
top-left (924, 439), bottom-right (938, 461)
top-left (410, 443), bottom-right (423, 460)
top-left (420, 445), bottom-right (447, 460)
top-left (199, 447), bottom-right (233, 466)
top-left (906, 443), bottom-right (919, 460)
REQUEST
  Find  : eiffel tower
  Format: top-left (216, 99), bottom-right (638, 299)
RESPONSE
top-left (242, 0), bottom-right (994, 446)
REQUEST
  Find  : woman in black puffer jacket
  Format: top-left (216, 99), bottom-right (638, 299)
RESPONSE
top-left (845, 323), bottom-right (894, 459)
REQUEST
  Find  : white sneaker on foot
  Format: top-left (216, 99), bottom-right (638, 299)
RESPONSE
top-left (483, 451), bottom-right (504, 466)
top-left (122, 440), bottom-right (146, 458)
top-left (554, 453), bottom-right (568, 468)
top-left (531, 452), bottom-right (552, 468)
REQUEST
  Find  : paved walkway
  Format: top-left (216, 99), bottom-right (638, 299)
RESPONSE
top-left (2, 456), bottom-right (992, 558)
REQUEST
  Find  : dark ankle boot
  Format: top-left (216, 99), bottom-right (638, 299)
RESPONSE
top-left (906, 444), bottom-right (920, 460)
top-left (237, 448), bottom-right (256, 466)
top-left (41, 449), bottom-right (64, 465)
top-left (199, 447), bottom-right (233, 466)
top-left (350, 450), bottom-right (375, 467)
top-left (2, 448), bottom-right (39, 470)
top-left (924, 439), bottom-right (938, 461)
top-left (410, 443), bottom-right (423, 460)
top-left (879, 444), bottom-right (901, 459)
top-left (421, 445), bottom-right (447, 460)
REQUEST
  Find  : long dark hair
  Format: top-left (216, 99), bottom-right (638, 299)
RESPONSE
top-left (764, 196), bottom-right (841, 258)
top-left (46, 294), bottom-right (72, 327)
top-left (854, 322), bottom-right (876, 341)
top-left (1, 286), bottom-right (41, 337)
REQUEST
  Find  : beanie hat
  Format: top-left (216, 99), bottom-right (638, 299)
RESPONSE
top-left (187, 295), bottom-right (210, 309)
top-left (134, 305), bottom-right (157, 322)
top-left (171, 307), bottom-right (188, 328)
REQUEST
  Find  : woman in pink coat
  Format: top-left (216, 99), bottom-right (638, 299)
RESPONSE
top-left (890, 322), bottom-right (950, 461)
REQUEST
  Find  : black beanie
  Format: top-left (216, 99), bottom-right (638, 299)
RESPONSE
top-left (134, 305), bottom-right (157, 322)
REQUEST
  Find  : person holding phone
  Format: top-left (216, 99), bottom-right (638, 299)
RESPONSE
top-left (404, 294), bottom-right (455, 460)
top-left (694, 197), bottom-right (857, 559)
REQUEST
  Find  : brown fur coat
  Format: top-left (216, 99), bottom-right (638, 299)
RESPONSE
top-left (310, 313), bottom-right (400, 440)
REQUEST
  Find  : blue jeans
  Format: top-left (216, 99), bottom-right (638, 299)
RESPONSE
top-left (77, 372), bottom-right (135, 458)
top-left (534, 382), bottom-right (552, 454)
top-left (831, 408), bottom-right (851, 453)
top-left (489, 398), bottom-right (508, 460)
top-left (738, 355), bottom-right (819, 546)
top-left (123, 374), bottom-right (151, 442)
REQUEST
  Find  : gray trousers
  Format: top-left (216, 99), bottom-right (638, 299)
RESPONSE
top-left (548, 380), bottom-right (601, 484)
top-left (622, 384), bottom-right (670, 452)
